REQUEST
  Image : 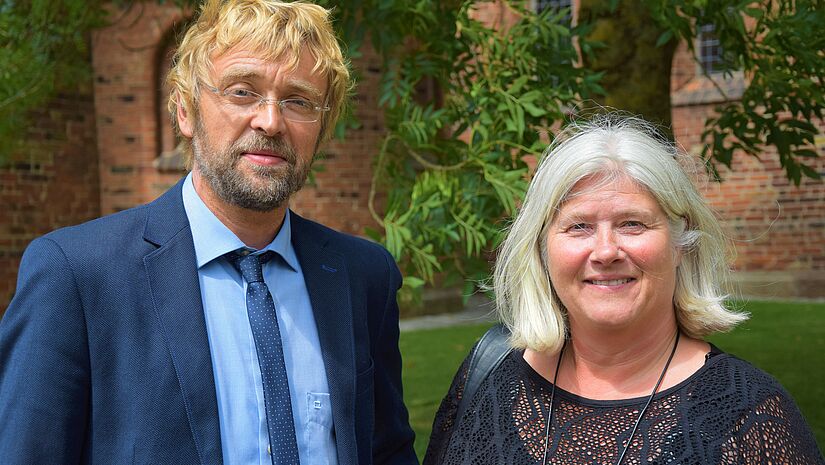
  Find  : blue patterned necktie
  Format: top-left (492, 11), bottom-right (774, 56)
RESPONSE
top-left (228, 250), bottom-right (300, 465)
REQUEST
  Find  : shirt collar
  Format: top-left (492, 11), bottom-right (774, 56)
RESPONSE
top-left (181, 173), bottom-right (299, 271)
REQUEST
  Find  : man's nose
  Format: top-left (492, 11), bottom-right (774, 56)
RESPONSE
top-left (250, 101), bottom-right (287, 137)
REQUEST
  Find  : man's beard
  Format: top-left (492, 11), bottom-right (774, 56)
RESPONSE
top-left (192, 123), bottom-right (311, 212)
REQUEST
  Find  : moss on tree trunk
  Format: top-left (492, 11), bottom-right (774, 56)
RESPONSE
top-left (579, 0), bottom-right (677, 136)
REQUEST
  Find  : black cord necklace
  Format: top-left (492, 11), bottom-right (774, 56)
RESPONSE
top-left (540, 331), bottom-right (681, 465)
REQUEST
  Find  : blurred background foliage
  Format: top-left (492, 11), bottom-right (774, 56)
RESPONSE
top-left (1, 0), bottom-right (823, 299)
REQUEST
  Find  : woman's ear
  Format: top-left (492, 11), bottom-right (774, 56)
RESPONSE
top-left (673, 216), bottom-right (690, 266)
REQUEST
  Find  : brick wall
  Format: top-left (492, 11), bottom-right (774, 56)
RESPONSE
top-left (290, 46), bottom-right (386, 234)
top-left (91, 2), bottom-right (191, 213)
top-left (3, 2), bottom-right (823, 317)
top-left (91, 2), bottom-right (385, 236)
top-left (460, 1), bottom-right (825, 299)
top-left (0, 86), bottom-right (100, 315)
top-left (671, 44), bottom-right (825, 298)
top-left (0, 12), bottom-right (820, 461)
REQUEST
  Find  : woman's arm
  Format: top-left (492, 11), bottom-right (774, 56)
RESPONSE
top-left (422, 350), bottom-right (474, 465)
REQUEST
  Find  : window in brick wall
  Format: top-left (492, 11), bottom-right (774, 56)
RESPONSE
top-left (535, 0), bottom-right (573, 25)
top-left (154, 19), bottom-right (194, 173)
top-left (698, 23), bottom-right (724, 74)
top-left (536, 0), bottom-right (572, 11)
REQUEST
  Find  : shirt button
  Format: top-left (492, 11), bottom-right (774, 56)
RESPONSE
top-left (267, 444), bottom-right (271, 455)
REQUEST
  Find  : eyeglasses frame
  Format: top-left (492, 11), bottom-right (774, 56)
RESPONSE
top-left (200, 83), bottom-right (330, 123)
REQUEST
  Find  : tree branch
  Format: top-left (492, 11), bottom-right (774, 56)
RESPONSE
top-left (0, 75), bottom-right (47, 110)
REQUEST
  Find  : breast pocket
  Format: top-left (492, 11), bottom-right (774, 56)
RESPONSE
top-left (305, 392), bottom-right (336, 465)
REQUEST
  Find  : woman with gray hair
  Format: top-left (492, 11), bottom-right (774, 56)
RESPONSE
top-left (424, 116), bottom-right (823, 464)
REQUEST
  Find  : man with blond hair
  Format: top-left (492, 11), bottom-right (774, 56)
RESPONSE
top-left (0, 1), bottom-right (417, 464)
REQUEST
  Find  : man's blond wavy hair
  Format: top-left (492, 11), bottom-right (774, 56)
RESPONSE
top-left (167, 0), bottom-right (351, 165)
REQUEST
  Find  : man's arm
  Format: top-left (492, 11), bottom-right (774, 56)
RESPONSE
top-left (371, 247), bottom-right (419, 465)
top-left (0, 237), bottom-right (90, 463)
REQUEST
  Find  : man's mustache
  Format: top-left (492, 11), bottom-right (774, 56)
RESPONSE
top-left (230, 134), bottom-right (297, 164)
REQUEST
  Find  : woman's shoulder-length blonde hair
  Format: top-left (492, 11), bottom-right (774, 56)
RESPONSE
top-left (494, 114), bottom-right (747, 353)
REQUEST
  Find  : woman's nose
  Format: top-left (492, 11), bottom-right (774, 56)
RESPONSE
top-left (591, 229), bottom-right (623, 264)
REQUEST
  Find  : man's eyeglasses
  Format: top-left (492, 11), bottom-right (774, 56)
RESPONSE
top-left (202, 84), bottom-right (329, 123)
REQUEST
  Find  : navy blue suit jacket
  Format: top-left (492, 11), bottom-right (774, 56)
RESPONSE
top-left (0, 179), bottom-right (417, 465)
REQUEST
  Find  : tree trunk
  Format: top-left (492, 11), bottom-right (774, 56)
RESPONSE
top-left (579, 0), bottom-right (677, 136)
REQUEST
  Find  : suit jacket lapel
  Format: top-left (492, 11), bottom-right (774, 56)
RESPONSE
top-left (291, 213), bottom-right (357, 464)
top-left (142, 179), bottom-right (223, 465)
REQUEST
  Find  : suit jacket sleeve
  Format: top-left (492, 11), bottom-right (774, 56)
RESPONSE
top-left (371, 246), bottom-right (419, 465)
top-left (0, 237), bottom-right (90, 464)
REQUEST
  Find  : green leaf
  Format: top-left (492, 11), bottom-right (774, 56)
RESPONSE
top-left (509, 75), bottom-right (530, 94)
top-left (794, 149), bottom-right (820, 159)
top-left (403, 276), bottom-right (426, 289)
top-left (743, 7), bottom-right (764, 20)
top-left (798, 163), bottom-right (821, 180)
top-left (522, 102), bottom-right (547, 117)
top-left (655, 29), bottom-right (673, 47)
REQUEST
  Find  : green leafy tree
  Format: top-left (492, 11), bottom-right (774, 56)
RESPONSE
top-left (579, 0), bottom-right (679, 134)
top-left (322, 1), bottom-right (600, 296)
top-left (0, 0), bottom-right (106, 156)
top-left (584, 0), bottom-right (825, 185)
top-left (1, 0), bottom-right (823, 299)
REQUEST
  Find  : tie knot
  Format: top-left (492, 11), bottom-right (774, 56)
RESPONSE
top-left (227, 250), bottom-right (275, 284)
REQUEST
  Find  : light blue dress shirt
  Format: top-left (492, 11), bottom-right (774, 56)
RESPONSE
top-left (182, 174), bottom-right (338, 465)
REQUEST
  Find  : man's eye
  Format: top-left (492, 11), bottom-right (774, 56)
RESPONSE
top-left (224, 88), bottom-right (259, 102)
top-left (283, 98), bottom-right (315, 112)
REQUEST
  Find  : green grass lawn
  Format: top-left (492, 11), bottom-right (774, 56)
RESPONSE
top-left (399, 299), bottom-right (825, 460)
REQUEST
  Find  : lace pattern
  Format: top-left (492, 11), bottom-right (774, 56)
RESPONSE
top-left (424, 346), bottom-right (823, 465)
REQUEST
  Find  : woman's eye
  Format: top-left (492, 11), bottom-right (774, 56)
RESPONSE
top-left (621, 221), bottom-right (646, 229)
top-left (567, 223), bottom-right (590, 232)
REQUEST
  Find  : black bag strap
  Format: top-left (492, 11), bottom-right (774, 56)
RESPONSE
top-left (455, 324), bottom-right (513, 422)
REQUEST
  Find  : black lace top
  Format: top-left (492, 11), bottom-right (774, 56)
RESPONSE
top-left (424, 345), bottom-right (823, 465)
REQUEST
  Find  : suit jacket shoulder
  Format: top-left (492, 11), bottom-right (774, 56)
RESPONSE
top-left (289, 211), bottom-right (402, 294)
top-left (38, 180), bottom-right (189, 267)
top-left (0, 179), bottom-right (217, 465)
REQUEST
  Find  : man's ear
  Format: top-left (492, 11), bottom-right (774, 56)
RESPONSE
top-left (177, 93), bottom-right (195, 138)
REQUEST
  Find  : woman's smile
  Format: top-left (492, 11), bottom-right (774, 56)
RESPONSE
top-left (546, 175), bottom-right (680, 331)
